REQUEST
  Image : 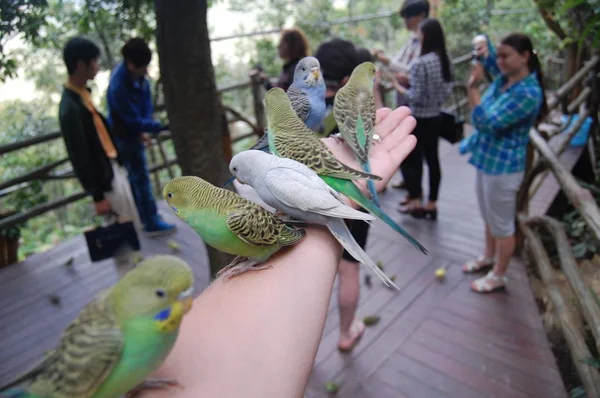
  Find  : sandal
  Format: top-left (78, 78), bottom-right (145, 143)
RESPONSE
top-left (463, 255), bottom-right (495, 273)
top-left (471, 271), bottom-right (507, 293)
top-left (338, 319), bottom-right (365, 353)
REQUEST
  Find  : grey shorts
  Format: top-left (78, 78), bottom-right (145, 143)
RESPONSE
top-left (475, 170), bottom-right (524, 237)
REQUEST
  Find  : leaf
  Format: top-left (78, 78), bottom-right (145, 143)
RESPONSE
top-left (581, 356), bottom-right (600, 369)
top-left (324, 381), bottom-right (340, 393)
top-left (376, 260), bottom-right (384, 271)
top-left (168, 240), bottom-right (180, 252)
top-left (363, 315), bottom-right (381, 326)
top-left (571, 242), bottom-right (587, 258)
top-left (64, 256), bottom-right (74, 266)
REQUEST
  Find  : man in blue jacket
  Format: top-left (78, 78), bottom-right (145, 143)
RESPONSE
top-left (107, 37), bottom-right (175, 236)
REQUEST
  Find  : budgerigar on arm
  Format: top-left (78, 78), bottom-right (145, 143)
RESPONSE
top-left (229, 150), bottom-right (400, 289)
top-left (264, 87), bottom-right (427, 254)
top-left (286, 56), bottom-right (326, 131)
top-left (163, 176), bottom-right (306, 280)
top-left (241, 57), bottom-right (327, 155)
top-left (333, 62), bottom-right (379, 206)
top-left (0, 255), bottom-right (194, 398)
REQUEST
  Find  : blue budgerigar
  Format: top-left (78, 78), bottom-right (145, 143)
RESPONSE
top-left (247, 57), bottom-right (326, 153)
top-left (286, 56), bottom-right (327, 132)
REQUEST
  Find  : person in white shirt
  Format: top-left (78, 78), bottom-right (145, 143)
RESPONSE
top-left (373, 0), bottom-right (430, 190)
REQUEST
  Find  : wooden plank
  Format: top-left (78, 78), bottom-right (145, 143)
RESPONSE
top-left (0, 133), bottom-right (569, 396)
top-left (0, 202), bottom-right (211, 385)
top-left (414, 323), bottom-right (564, 394)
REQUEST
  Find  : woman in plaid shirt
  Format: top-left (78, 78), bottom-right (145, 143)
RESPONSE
top-left (391, 18), bottom-right (453, 219)
top-left (460, 33), bottom-right (547, 293)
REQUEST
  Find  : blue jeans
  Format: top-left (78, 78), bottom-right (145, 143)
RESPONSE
top-left (114, 138), bottom-right (159, 229)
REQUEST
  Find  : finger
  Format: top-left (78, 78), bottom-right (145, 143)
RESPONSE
top-left (375, 106), bottom-right (412, 139)
top-left (383, 115), bottom-right (416, 151)
top-left (389, 134), bottom-right (417, 165)
top-left (375, 107), bottom-right (392, 124)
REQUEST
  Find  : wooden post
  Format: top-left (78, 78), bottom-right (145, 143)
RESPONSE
top-left (250, 75), bottom-right (266, 134)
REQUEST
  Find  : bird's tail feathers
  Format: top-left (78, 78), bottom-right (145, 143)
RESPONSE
top-left (327, 218), bottom-right (400, 290)
top-left (360, 159), bottom-right (380, 206)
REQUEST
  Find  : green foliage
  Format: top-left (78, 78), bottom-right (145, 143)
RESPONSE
top-left (0, 0), bottom-right (48, 81)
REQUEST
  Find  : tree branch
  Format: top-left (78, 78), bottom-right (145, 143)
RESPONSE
top-left (535, 1), bottom-right (567, 40)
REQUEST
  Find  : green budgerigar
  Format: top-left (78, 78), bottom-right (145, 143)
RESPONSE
top-left (0, 255), bottom-right (195, 398)
top-left (264, 88), bottom-right (427, 254)
top-left (163, 176), bottom-right (306, 279)
top-left (333, 62), bottom-right (380, 206)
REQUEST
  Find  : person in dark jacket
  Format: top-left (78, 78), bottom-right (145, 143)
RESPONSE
top-left (58, 37), bottom-right (142, 233)
top-left (106, 38), bottom-right (175, 237)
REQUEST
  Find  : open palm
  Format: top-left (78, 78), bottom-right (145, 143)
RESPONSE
top-left (322, 106), bottom-right (417, 197)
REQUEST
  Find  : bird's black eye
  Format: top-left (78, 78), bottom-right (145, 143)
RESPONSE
top-left (156, 289), bottom-right (166, 298)
top-left (233, 167), bottom-right (237, 172)
top-left (167, 192), bottom-right (173, 198)
top-left (302, 68), bottom-right (306, 71)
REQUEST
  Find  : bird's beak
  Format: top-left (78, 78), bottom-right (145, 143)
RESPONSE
top-left (221, 175), bottom-right (236, 188)
top-left (311, 67), bottom-right (320, 80)
top-left (178, 286), bottom-right (194, 313)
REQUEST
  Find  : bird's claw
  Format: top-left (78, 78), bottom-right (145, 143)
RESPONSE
top-left (331, 133), bottom-right (345, 144)
top-left (125, 378), bottom-right (182, 398)
top-left (217, 258), bottom-right (273, 281)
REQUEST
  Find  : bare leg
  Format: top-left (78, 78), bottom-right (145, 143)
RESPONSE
top-left (484, 224), bottom-right (496, 259)
top-left (126, 378), bottom-right (182, 397)
top-left (471, 232), bottom-right (513, 293)
top-left (493, 235), bottom-right (515, 276)
top-left (337, 258), bottom-right (363, 351)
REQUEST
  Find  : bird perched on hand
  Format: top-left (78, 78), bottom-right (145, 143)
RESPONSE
top-left (245, 56), bottom-right (327, 154)
top-left (0, 255), bottom-right (194, 398)
top-left (163, 176), bottom-right (306, 280)
top-left (264, 87), bottom-right (427, 254)
top-left (229, 150), bottom-right (399, 289)
top-left (333, 61), bottom-right (379, 205)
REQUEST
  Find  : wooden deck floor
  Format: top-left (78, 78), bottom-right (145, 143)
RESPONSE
top-left (0, 138), bottom-right (574, 397)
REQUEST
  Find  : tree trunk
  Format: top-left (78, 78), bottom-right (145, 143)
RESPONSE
top-left (154, 0), bottom-right (235, 277)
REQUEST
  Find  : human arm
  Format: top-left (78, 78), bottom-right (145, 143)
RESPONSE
top-left (476, 35), bottom-right (501, 80)
top-left (134, 106), bottom-right (417, 398)
top-left (470, 84), bottom-right (542, 135)
top-left (107, 80), bottom-right (163, 135)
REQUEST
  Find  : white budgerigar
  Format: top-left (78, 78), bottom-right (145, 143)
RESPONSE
top-left (228, 149), bottom-right (399, 290)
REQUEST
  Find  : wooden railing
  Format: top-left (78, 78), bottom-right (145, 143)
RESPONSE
top-left (517, 54), bottom-right (600, 396)
top-left (0, 77), bottom-right (266, 231)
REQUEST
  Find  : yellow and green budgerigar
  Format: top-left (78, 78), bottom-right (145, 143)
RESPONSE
top-left (0, 255), bottom-right (195, 398)
top-left (265, 87), bottom-right (427, 254)
top-left (333, 62), bottom-right (379, 206)
top-left (163, 176), bottom-right (306, 279)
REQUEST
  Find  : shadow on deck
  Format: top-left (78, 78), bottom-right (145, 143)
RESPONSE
top-left (0, 134), bottom-right (581, 397)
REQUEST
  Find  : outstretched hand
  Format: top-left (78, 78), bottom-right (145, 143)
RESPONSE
top-left (323, 106), bottom-right (416, 197)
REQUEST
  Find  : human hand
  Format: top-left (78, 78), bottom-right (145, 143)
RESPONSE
top-left (322, 106), bottom-right (416, 197)
top-left (94, 199), bottom-right (111, 215)
top-left (141, 133), bottom-right (152, 146)
top-left (395, 72), bottom-right (409, 86)
top-left (468, 62), bottom-right (484, 88)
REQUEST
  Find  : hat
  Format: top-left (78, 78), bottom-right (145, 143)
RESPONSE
top-left (399, 0), bottom-right (430, 18)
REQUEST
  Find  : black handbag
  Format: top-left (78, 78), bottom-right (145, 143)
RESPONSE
top-left (439, 109), bottom-right (465, 144)
top-left (84, 211), bottom-right (140, 262)
top-left (422, 62), bottom-right (465, 144)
